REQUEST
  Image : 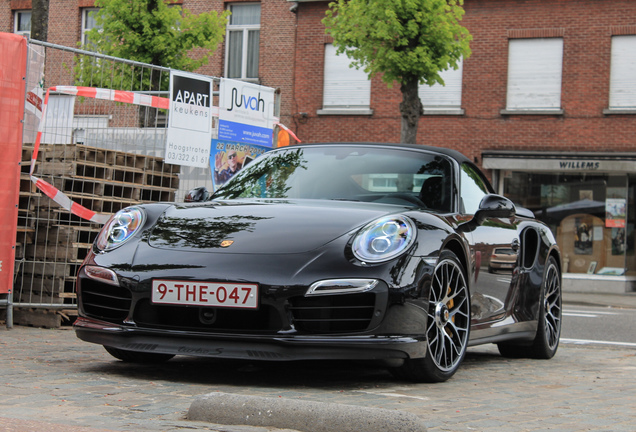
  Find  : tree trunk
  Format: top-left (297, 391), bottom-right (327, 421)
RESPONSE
top-left (399, 78), bottom-right (422, 144)
top-left (31, 0), bottom-right (49, 42)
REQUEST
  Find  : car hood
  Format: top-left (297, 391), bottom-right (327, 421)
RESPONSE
top-left (147, 199), bottom-right (411, 254)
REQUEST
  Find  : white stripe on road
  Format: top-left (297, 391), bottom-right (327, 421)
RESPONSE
top-left (564, 309), bottom-right (620, 315)
top-left (561, 338), bottom-right (636, 348)
top-left (563, 313), bottom-right (600, 318)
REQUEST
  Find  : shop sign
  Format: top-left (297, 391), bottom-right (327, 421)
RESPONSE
top-left (165, 71), bottom-right (214, 168)
top-left (218, 79), bottom-right (275, 147)
top-left (483, 156), bottom-right (636, 172)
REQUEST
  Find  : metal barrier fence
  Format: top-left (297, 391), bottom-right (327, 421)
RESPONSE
top-left (12, 40), bottom-right (255, 327)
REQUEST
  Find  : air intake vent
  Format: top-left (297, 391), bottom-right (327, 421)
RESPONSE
top-left (79, 279), bottom-right (132, 322)
top-left (289, 293), bottom-right (376, 333)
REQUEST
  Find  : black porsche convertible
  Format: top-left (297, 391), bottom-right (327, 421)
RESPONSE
top-left (74, 142), bottom-right (562, 382)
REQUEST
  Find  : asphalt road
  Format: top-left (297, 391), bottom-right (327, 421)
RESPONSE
top-left (561, 304), bottom-right (636, 346)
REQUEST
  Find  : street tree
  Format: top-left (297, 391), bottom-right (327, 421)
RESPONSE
top-left (323, 0), bottom-right (472, 144)
top-left (76, 0), bottom-right (229, 125)
top-left (30, 0), bottom-right (49, 41)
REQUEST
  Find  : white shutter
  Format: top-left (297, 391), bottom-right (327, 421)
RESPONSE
top-left (507, 38), bottom-right (563, 110)
top-left (323, 44), bottom-right (371, 108)
top-left (419, 59), bottom-right (463, 108)
top-left (609, 36), bottom-right (636, 108)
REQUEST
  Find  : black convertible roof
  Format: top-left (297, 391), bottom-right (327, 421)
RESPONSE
top-left (287, 142), bottom-right (473, 165)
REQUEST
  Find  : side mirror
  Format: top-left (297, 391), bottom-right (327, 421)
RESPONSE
top-left (185, 186), bottom-right (209, 203)
top-left (474, 194), bottom-right (516, 225)
top-left (459, 194), bottom-right (516, 232)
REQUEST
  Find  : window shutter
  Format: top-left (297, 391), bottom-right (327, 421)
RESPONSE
top-left (323, 44), bottom-right (371, 108)
top-left (609, 36), bottom-right (636, 108)
top-left (419, 59), bottom-right (463, 108)
top-left (507, 38), bottom-right (563, 110)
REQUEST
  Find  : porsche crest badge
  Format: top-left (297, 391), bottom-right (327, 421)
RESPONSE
top-left (220, 240), bottom-right (234, 248)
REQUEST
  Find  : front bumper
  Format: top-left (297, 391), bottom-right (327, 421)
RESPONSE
top-left (74, 316), bottom-right (428, 361)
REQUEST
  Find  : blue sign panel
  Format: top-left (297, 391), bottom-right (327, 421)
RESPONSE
top-left (218, 119), bottom-right (273, 147)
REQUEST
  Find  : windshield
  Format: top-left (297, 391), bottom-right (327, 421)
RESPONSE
top-left (212, 145), bottom-right (453, 211)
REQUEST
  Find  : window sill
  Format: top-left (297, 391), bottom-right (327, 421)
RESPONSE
top-left (603, 108), bottom-right (636, 115)
top-left (422, 108), bottom-right (465, 116)
top-left (317, 108), bottom-right (374, 116)
top-left (226, 77), bottom-right (261, 85)
top-left (500, 109), bottom-right (564, 116)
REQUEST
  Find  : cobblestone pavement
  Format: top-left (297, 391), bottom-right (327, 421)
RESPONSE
top-left (1, 324), bottom-right (635, 432)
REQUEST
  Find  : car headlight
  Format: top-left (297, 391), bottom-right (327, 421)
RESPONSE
top-left (352, 215), bottom-right (416, 263)
top-left (95, 206), bottom-right (145, 251)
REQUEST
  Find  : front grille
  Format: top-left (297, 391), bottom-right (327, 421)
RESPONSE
top-left (288, 293), bottom-right (376, 333)
top-left (133, 299), bottom-right (282, 332)
top-left (79, 279), bottom-right (132, 322)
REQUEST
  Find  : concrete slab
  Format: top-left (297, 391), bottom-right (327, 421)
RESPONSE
top-left (188, 392), bottom-right (427, 432)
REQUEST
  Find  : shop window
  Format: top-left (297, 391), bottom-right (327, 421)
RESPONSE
top-left (504, 38), bottom-right (563, 112)
top-left (225, 3), bottom-right (260, 81)
top-left (319, 43), bottom-right (372, 115)
top-left (418, 58), bottom-right (463, 114)
top-left (81, 8), bottom-right (101, 49)
top-left (504, 172), bottom-right (630, 275)
top-left (14, 10), bottom-right (31, 37)
top-left (608, 35), bottom-right (636, 110)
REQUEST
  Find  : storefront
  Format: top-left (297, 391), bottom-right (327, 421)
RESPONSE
top-left (483, 151), bottom-right (636, 293)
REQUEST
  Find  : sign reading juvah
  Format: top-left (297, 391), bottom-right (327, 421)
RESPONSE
top-left (165, 71), bottom-right (213, 168)
top-left (219, 78), bottom-right (275, 147)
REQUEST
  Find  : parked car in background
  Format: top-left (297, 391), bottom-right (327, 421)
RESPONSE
top-left (74, 142), bottom-right (562, 382)
top-left (489, 247), bottom-right (518, 273)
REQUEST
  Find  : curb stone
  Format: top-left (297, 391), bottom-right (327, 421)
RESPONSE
top-left (188, 392), bottom-right (427, 432)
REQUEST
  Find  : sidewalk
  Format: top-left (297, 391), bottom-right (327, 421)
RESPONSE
top-left (563, 291), bottom-right (636, 309)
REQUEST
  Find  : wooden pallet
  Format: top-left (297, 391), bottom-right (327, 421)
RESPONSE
top-left (14, 142), bottom-right (181, 327)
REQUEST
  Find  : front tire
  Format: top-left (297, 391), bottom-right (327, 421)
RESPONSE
top-left (391, 250), bottom-right (470, 382)
top-left (104, 346), bottom-right (175, 363)
top-left (498, 255), bottom-right (562, 359)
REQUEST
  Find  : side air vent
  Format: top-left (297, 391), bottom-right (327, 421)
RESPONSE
top-left (522, 227), bottom-right (540, 269)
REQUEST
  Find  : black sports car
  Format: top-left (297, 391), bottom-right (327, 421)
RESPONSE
top-left (74, 142), bottom-right (562, 382)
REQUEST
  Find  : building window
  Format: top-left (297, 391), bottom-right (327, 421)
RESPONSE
top-left (504, 38), bottom-right (563, 113)
top-left (225, 3), bottom-right (260, 81)
top-left (319, 43), bottom-right (371, 115)
top-left (608, 35), bottom-right (636, 111)
top-left (418, 59), bottom-right (464, 114)
top-left (14, 10), bottom-right (31, 37)
top-left (81, 8), bottom-right (101, 49)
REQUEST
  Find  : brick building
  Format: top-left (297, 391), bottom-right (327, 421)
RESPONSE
top-left (3, 0), bottom-right (636, 289)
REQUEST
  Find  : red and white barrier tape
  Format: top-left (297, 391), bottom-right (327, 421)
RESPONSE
top-left (277, 122), bottom-right (301, 143)
top-left (30, 85), bottom-right (300, 225)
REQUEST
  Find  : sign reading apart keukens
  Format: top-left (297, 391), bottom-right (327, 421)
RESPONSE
top-left (218, 78), bottom-right (275, 147)
top-left (165, 71), bottom-right (214, 168)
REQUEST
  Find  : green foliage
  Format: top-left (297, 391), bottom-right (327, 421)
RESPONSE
top-left (323, 0), bottom-right (472, 87)
top-left (75, 0), bottom-right (228, 91)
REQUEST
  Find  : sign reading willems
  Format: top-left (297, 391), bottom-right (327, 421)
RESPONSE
top-left (218, 78), bottom-right (275, 147)
top-left (165, 71), bottom-right (213, 168)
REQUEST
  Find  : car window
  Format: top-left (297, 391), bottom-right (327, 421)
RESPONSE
top-left (460, 163), bottom-right (489, 214)
top-left (212, 146), bottom-right (453, 211)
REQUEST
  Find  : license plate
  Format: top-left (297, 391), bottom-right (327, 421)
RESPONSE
top-left (152, 279), bottom-right (258, 309)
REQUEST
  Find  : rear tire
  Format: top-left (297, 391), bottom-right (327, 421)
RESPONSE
top-left (391, 250), bottom-right (470, 382)
top-left (498, 255), bottom-right (562, 359)
top-left (104, 346), bottom-right (175, 363)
